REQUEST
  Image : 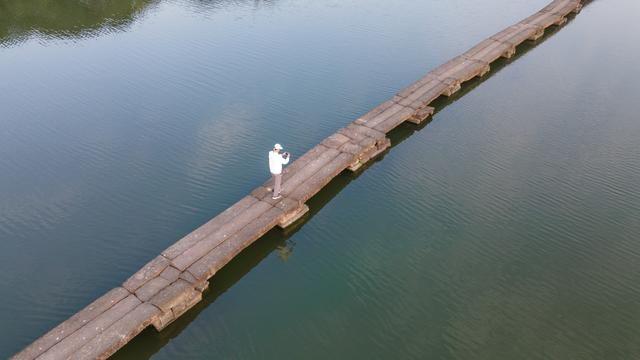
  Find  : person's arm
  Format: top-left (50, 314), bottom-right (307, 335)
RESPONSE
top-left (281, 153), bottom-right (290, 165)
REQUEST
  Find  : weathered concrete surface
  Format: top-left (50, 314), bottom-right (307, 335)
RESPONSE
top-left (278, 148), bottom-right (341, 192)
top-left (278, 203), bottom-right (310, 228)
top-left (37, 295), bottom-right (141, 360)
top-left (395, 79), bottom-right (448, 109)
top-left (162, 195), bottom-right (258, 260)
top-left (186, 206), bottom-right (284, 281)
top-left (148, 279), bottom-right (203, 330)
top-left (432, 56), bottom-right (491, 84)
top-left (170, 200), bottom-right (273, 271)
top-left (134, 277), bottom-right (171, 302)
top-left (13, 0), bottom-right (584, 358)
top-left (12, 288), bottom-right (129, 359)
top-left (542, 0), bottom-right (582, 16)
top-left (159, 265), bottom-right (181, 283)
top-left (68, 303), bottom-right (160, 360)
top-left (321, 132), bottom-right (351, 150)
top-left (407, 106), bottom-right (435, 125)
top-left (122, 255), bottom-right (170, 293)
top-left (492, 23), bottom-right (542, 45)
top-left (463, 38), bottom-right (515, 64)
top-left (288, 153), bottom-right (354, 202)
top-left (372, 106), bottom-right (416, 133)
top-left (355, 99), bottom-right (397, 125)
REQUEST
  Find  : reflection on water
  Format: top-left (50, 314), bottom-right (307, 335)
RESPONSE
top-left (3, 0), bottom-right (640, 358)
top-left (0, 0), bottom-right (286, 46)
top-left (113, 22), bottom-right (573, 357)
top-left (0, 0), bottom-right (158, 46)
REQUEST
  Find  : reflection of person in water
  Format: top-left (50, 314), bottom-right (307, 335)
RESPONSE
top-left (276, 240), bottom-right (296, 262)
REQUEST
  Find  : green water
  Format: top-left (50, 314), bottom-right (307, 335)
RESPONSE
top-left (1, 0), bottom-right (639, 358)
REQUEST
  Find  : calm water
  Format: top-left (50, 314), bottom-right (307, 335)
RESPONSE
top-left (2, 0), bottom-right (640, 358)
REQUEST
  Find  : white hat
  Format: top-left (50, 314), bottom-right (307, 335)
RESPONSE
top-left (274, 143), bottom-right (283, 150)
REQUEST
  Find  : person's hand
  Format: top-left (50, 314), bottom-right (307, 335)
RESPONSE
top-left (283, 152), bottom-right (290, 159)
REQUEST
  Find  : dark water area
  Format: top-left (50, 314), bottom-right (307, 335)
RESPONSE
top-left (1, 0), bottom-right (640, 358)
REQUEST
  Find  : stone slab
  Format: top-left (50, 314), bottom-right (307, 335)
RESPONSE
top-left (169, 290), bottom-right (202, 323)
top-left (394, 79), bottom-right (448, 109)
top-left (438, 77), bottom-right (462, 96)
top-left (282, 144), bottom-right (330, 173)
top-left (12, 287), bottom-right (130, 360)
top-left (122, 255), bottom-right (170, 293)
top-left (187, 207), bottom-right (283, 281)
top-left (179, 270), bottom-right (199, 286)
top-left (396, 73), bottom-right (439, 99)
top-left (235, 207), bottom-right (284, 251)
top-left (279, 148), bottom-right (341, 196)
top-left (151, 286), bottom-right (202, 331)
top-left (359, 136), bottom-right (377, 150)
top-left (343, 137), bottom-right (379, 169)
top-left (431, 56), bottom-right (465, 77)
top-left (151, 308), bottom-right (176, 332)
top-left (179, 271), bottom-right (209, 292)
top-left (348, 138), bottom-right (391, 172)
top-left (272, 197), bottom-right (304, 216)
top-left (254, 195), bottom-right (300, 218)
top-left (339, 141), bottom-right (364, 156)
top-left (278, 204), bottom-right (310, 228)
top-left (134, 276), bottom-right (171, 302)
top-left (288, 153), bottom-right (353, 202)
top-left (148, 279), bottom-right (197, 314)
top-left (250, 186), bottom-right (274, 202)
top-left (541, 0), bottom-right (578, 16)
top-left (373, 106), bottom-right (416, 133)
top-left (359, 103), bottom-right (407, 129)
top-left (69, 303), bottom-right (159, 360)
top-left (337, 126), bottom-right (368, 143)
top-left (255, 190), bottom-right (292, 207)
top-left (463, 38), bottom-right (499, 58)
top-left (407, 106), bottom-right (435, 124)
top-left (463, 38), bottom-right (513, 64)
top-left (159, 266), bottom-right (181, 283)
top-left (354, 99), bottom-right (397, 125)
top-left (162, 196), bottom-right (258, 259)
top-left (38, 295), bottom-right (141, 360)
top-left (345, 124), bottom-right (386, 141)
top-left (491, 26), bottom-right (522, 45)
top-left (521, 11), bottom-right (565, 29)
top-left (171, 200), bottom-right (274, 271)
top-left (320, 133), bottom-right (351, 150)
top-left (405, 94), bottom-right (436, 113)
top-left (491, 24), bottom-right (541, 46)
top-left (433, 56), bottom-right (490, 83)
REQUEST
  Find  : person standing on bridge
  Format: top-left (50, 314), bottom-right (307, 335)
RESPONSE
top-left (269, 143), bottom-right (290, 200)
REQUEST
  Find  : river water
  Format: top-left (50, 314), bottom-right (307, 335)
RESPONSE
top-left (1, 0), bottom-right (639, 358)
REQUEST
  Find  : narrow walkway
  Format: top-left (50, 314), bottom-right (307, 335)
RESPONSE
top-left (14, 1), bottom-right (584, 358)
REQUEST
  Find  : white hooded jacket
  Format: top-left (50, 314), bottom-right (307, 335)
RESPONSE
top-left (268, 151), bottom-right (290, 174)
